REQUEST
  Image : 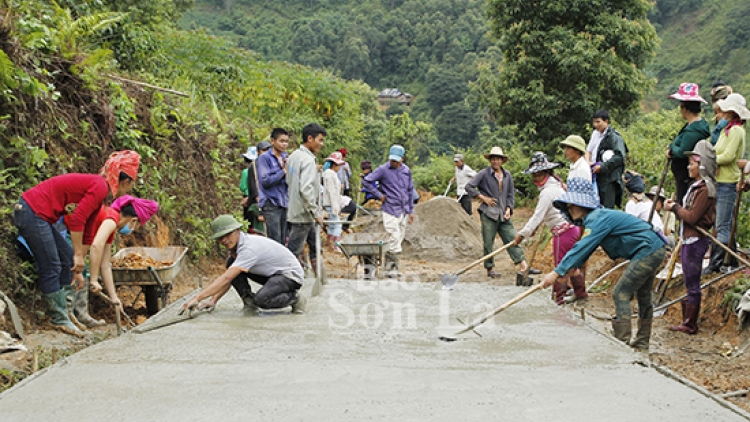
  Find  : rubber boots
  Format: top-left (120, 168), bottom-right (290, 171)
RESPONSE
top-left (362, 256), bottom-right (376, 280)
top-left (570, 274), bottom-right (588, 301)
top-left (668, 300), bottom-right (700, 334)
top-left (551, 281), bottom-right (568, 305)
top-left (241, 291), bottom-right (258, 312)
top-left (611, 319), bottom-right (632, 344)
top-left (630, 318), bottom-right (652, 350)
top-left (61, 284), bottom-right (87, 331)
top-left (291, 292), bottom-right (307, 314)
top-left (385, 252), bottom-right (399, 278)
top-left (73, 282), bottom-right (105, 328)
top-left (43, 289), bottom-right (85, 337)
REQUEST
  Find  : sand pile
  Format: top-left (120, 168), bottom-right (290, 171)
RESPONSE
top-left (352, 196), bottom-right (483, 260)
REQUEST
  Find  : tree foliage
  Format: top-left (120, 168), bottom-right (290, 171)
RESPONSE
top-left (180, 0), bottom-right (492, 150)
top-left (0, 0), bottom-right (388, 313)
top-left (475, 0), bottom-right (659, 152)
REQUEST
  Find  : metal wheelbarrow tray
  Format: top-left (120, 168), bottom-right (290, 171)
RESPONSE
top-left (111, 246), bottom-right (189, 315)
top-left (335, 234), bottom-right (389, 278)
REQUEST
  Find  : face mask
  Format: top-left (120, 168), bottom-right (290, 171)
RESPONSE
top-left (119, 222), bottom-right (134, 235)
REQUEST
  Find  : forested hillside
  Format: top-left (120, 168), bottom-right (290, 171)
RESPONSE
top-left (180, 0), bottom-right (496, 153)
top-left (646, 0), bottom-right (750, 108)
top-left (0, 0), bottom-right (389, 307)
top-left (183, 0), bottom-right (750, 131)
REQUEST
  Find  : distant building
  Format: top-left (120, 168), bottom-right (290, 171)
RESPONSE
top-left (377, 88), bottom-right (414, 111)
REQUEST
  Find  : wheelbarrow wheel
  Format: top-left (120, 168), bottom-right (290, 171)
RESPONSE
top-left (144, 286), bottom-right (161, 315)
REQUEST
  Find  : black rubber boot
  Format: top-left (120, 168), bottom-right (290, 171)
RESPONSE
top-left (385, 252), bottom-right (399, 278)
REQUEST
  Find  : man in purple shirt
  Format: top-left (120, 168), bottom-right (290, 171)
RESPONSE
top-left (257, 128), bottom-right (290, 244)
top-left (362, 144), bottom-right (415, 276)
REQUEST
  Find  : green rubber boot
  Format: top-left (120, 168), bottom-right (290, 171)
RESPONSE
top-left (630, 318), bottom-right (652, 350)
top-left (73, 281), bottom-right (105, 328)
top-left (611, 318), bottom-right (632, 345)
top-left (43, 289), bottom-right (85, 337)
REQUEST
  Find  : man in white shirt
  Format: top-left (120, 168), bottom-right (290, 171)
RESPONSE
top-left (182, 215), bottom-right (306, 314)
top-left (585, 110), bottom-right (609, 164)
top-left (560, 135), bottom-right (592, 182)
top-left (451, 153), bottom-right (477, 215)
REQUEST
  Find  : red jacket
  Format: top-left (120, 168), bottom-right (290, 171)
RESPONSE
top-left (22, 173), bottom-right (109, 231)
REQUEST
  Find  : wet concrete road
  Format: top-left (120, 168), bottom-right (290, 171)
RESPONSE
top-left (2, 279), bottom-right (748, 421)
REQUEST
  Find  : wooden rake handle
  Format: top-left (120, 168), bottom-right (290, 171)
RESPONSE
top-left (456, 242), bottom-right (515, 276)
top-left (456, 283), bottom-right (545, 335)
top-left (696, 227), bottom-right (750, 268)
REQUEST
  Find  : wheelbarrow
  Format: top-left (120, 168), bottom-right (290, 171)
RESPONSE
top-left (111, 246), bottom-right (188, 315)
top-left (335, 239), bottom-right (389, 279)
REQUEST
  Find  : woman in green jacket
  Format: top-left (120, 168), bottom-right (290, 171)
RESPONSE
top-left (666, 83), bottom-right (711, 206)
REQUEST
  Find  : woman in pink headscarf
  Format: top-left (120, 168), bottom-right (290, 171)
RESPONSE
top-left (72, 195), bottom-right (158, 313)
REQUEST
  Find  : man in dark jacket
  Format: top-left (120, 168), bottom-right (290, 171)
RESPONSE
top-left (465, 147), bottom-right (533, 278)
top-left (591, 110), bottom-right (627, 209)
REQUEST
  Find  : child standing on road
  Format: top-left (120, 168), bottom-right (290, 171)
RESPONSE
top-left (664, 140), bottom-right (716, 334)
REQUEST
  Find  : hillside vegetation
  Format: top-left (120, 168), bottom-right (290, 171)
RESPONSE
top-left (646, 0), bottom-right (750, 107)
top-left (181, 0), bottom-right (495, 154)
top-left (0, 0), bottom-right (388, 311)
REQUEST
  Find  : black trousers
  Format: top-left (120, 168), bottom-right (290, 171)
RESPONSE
top-left (227, 257), bottom-right (301, 309)
top-left (341, 200), bottom-right (357, 231)
top-left (458, 194), bottom-right (472, 215)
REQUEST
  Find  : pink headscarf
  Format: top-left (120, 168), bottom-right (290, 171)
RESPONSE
top-left (100, 150), bottom-right (141, 196)
top-left (111, 195), bottom-right (159, 224)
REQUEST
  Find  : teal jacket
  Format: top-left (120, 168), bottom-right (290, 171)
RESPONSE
top-left (669, 119), bottom-right (710, 159)
top-left (554, 208), bottom-right (664, 276)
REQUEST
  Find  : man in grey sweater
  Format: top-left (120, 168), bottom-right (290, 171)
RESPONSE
top-left (286, 123), bottom-right (326, 269)
top-left (465, 147), bottom-right (531, 278)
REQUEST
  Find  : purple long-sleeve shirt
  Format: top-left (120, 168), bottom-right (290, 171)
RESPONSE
top-left (256, 150), bottom-right (289, 208)
top-left (363, 162), bottom-right (414, 217)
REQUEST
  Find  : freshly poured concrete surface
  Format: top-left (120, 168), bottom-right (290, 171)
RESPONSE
top-left (2, 279), bottom-right (747, 422)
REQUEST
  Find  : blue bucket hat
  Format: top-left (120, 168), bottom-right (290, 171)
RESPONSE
top-left (388, 144), bottom-right (405, 161)
top-left (553, 177), bottom-right (601, 211)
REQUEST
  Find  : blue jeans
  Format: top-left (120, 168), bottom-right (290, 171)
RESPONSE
top-left (709, 182), bottom-right (738, 268)
top-left (261, 203), bottom-right (287, 245)
top-left (13, 198), bottom-right (73, 294)
top-left (324, 206), bottom-right (342, 237)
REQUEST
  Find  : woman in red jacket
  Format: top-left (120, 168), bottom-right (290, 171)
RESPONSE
top-left (13, 151), bottom-right (140, 335)
top-left (81, 195), bottom-right (158, 314)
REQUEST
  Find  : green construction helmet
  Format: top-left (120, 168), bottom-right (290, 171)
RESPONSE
top-left (210, 214), bottom-right (242, 239)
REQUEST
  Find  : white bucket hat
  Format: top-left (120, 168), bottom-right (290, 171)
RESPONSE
top-left (717, 93), bottom-right (750, 121)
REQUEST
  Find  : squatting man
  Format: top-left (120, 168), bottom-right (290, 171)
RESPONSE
top-left (183, 215), bottom-right (306, 313)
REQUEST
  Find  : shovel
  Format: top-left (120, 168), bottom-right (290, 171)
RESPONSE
top-left (438, 283), bottom-right (545, 341)
top-left (0, 290), bottom-right (24, 340)
top-left (311, 223), bottom-right (325, 297)
top-left (696, 227), bottom-right (750, 268)
top-left (438, 242), bottom-right (514, 290)
top-left (648, 158), bottom-right (670, 224)
top-left (443, 180), bottom-right (453, 197)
